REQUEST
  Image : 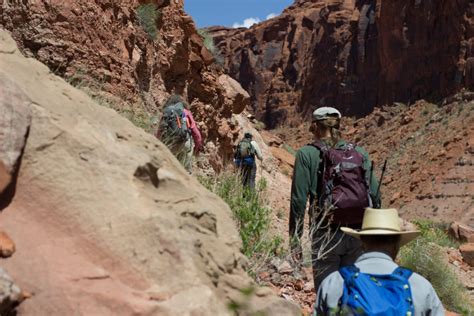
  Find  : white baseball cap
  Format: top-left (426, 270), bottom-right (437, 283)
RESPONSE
top-left (312, 107), bottom-right (342, 121)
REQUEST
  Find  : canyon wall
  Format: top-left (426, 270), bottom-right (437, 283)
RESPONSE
top-left (209, 0), bottom-right (474, 128)
top-left (1, 0), bottom-right (247, 157)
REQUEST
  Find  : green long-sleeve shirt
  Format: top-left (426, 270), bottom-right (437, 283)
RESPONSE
top-left (289, 140), bottom-right (381, 240)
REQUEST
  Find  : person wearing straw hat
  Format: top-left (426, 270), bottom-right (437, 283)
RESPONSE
top-left (315, 208), bottom-right (444, 315)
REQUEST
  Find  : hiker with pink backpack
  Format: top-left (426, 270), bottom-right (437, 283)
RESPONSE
top-left (289, 107), bottom-right (382, 291)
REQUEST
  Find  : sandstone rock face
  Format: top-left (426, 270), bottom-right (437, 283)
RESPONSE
top-left (0, 0), bottom-right (246, 158)
top-left (0, 75), bottom-right (31, 199)
top-left (0, 30), bottom-right (299, 315)
top-left (209, 0), bottom-right (474, 128)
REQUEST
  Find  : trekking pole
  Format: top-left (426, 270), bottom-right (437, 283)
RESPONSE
top-left (375, 159), bottom-right (387, 207)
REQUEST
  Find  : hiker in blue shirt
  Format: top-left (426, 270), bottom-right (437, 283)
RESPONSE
top-left (315, 208), bottom-right (444, 316)
top-left (234, 132), bottom-right (263, 190)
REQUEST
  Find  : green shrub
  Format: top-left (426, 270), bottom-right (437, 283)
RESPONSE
top-left (282, 143), bottom-right (296, 156)
top-left (199, 173), bottom-right (282, 267)
top-left (254, 120), bottom-right (266, 131)
top-left (400, 221), bottom-right (472, 314)
top-left (411, 219), bottom-right (459, 248)
top-left (137, 3), bottom-right (160, 40)
top-left (197, 29), bottom-right (216, 54)
top-left (197, 29), bottom-right (225, 66)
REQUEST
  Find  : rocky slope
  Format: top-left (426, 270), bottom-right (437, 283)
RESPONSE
top-left (0, 30), bottom-right (300, 315)
top-left (209, 0), bottom-right (474, 128)
top-left (0, 0), bottom-right (248, 160)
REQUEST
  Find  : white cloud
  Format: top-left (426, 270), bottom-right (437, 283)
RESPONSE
top-left (266, 13), bottom-right (277, 20)
top-left (232, 17), bottom-right (261, 28)
top-left (232, 13), bottom-right (279, 28)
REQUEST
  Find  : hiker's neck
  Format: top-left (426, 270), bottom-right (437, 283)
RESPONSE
top-left (314, 128), bottom-right (332, 141)
top-left (362, 245), bottom-right (399, 260)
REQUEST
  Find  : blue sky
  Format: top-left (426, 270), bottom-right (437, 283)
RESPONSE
top-left (184, 0), bottom-right (294, 28)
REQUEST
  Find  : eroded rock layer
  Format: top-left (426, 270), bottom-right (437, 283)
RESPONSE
top-left (209, 0), bottom-right (474, 128)
top-left (0, 0), bottom-right (248, 157)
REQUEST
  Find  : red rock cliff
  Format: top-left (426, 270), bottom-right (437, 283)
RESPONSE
top-left (209, 0), bottom-right (474, 128)
top-left (0, 0), bottom-right (247, 157)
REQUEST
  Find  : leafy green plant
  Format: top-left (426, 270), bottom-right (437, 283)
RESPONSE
top-left (399, 220), bottom-right (472, 314)
top-left (137, 3), bottom-right (160, 40)
top-left (199, 172), bottom-right (282, 269)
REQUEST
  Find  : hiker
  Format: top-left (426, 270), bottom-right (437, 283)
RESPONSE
top-left (156, 95), bottom-right (202, 173)
top-left (289, 106), bottom-right (381, 291)
top-left (234, 132), bottom-right (263, 190)
top-left (315, 208), bottom-right (444, 315)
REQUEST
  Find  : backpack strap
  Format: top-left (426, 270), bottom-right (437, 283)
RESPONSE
top-left (339, 265), bottom-right (360, 285)
top-left (392, 267), bottom-right (413, 280)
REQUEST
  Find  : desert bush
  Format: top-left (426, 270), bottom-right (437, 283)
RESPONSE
top-left (282, 143), bottom-right (296, 156)
top-left (119, 108), bottom-right (154, 133)
top-left (197, 29), bottom-right (216, 54)
top-left (197, 29), bottom-right (224, 66)
top-left (254, 120), bottom-right (266, 131)
top-left (199, 172), bottom-right (282, 273)
top-left (399, 221), bottom-right (472, 314)
top-left (137, 3), bottom-right (160, 40)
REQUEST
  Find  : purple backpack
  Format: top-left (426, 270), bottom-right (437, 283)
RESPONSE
top-left (313, 141), bottom-right (371, 225)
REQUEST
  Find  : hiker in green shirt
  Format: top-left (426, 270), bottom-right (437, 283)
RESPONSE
top-left (289, 107), bottom-right (381, 292)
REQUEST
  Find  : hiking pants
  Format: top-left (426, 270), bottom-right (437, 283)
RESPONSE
top-left (311, 228), bottom-right (363, 292)
top-left (240, 163), bottom-right (257, 190)
top-left (174, 138), bottom-right (194, 174)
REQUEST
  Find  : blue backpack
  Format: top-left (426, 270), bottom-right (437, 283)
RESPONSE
top-left (338, 265), bottom-right (415, 316)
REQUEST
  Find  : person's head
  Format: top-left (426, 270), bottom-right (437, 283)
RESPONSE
top-left (341, 208), bottom-right (420, 260)
top-left (360, 235), bottom-right (401, 260)
top-left (244, 132), bottom-right (253, 139)
top-left (310, 107), bottom-right (342, 146)
top-left (164, 95), bottom-right (189, 109)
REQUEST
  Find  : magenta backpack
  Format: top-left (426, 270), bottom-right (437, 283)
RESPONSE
top-left (313, 141), bottom-right (372, 225)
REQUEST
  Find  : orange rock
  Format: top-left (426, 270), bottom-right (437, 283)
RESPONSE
top-left (0, 231), bottom-right (15, 258)
top-left (449, 222), bottom-right (474, 243)
top-left (459, 243), bottom-right (474, 267)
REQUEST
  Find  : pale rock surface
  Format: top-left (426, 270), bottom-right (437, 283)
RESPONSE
top-left (0, 30), bottom-right (300, 316)
top-left (0, 74), bottom-right (31, 196)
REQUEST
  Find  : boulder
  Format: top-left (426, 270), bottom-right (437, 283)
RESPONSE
top-left (449, 222), bottom-right (474, 243)
top-left (459, 243), bottom-right (474, 267)
top-left (218, 74), bottom-right (250, 114)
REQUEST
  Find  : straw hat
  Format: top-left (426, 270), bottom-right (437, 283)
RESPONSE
top-left (341, 208), bottom-right (420, 246)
